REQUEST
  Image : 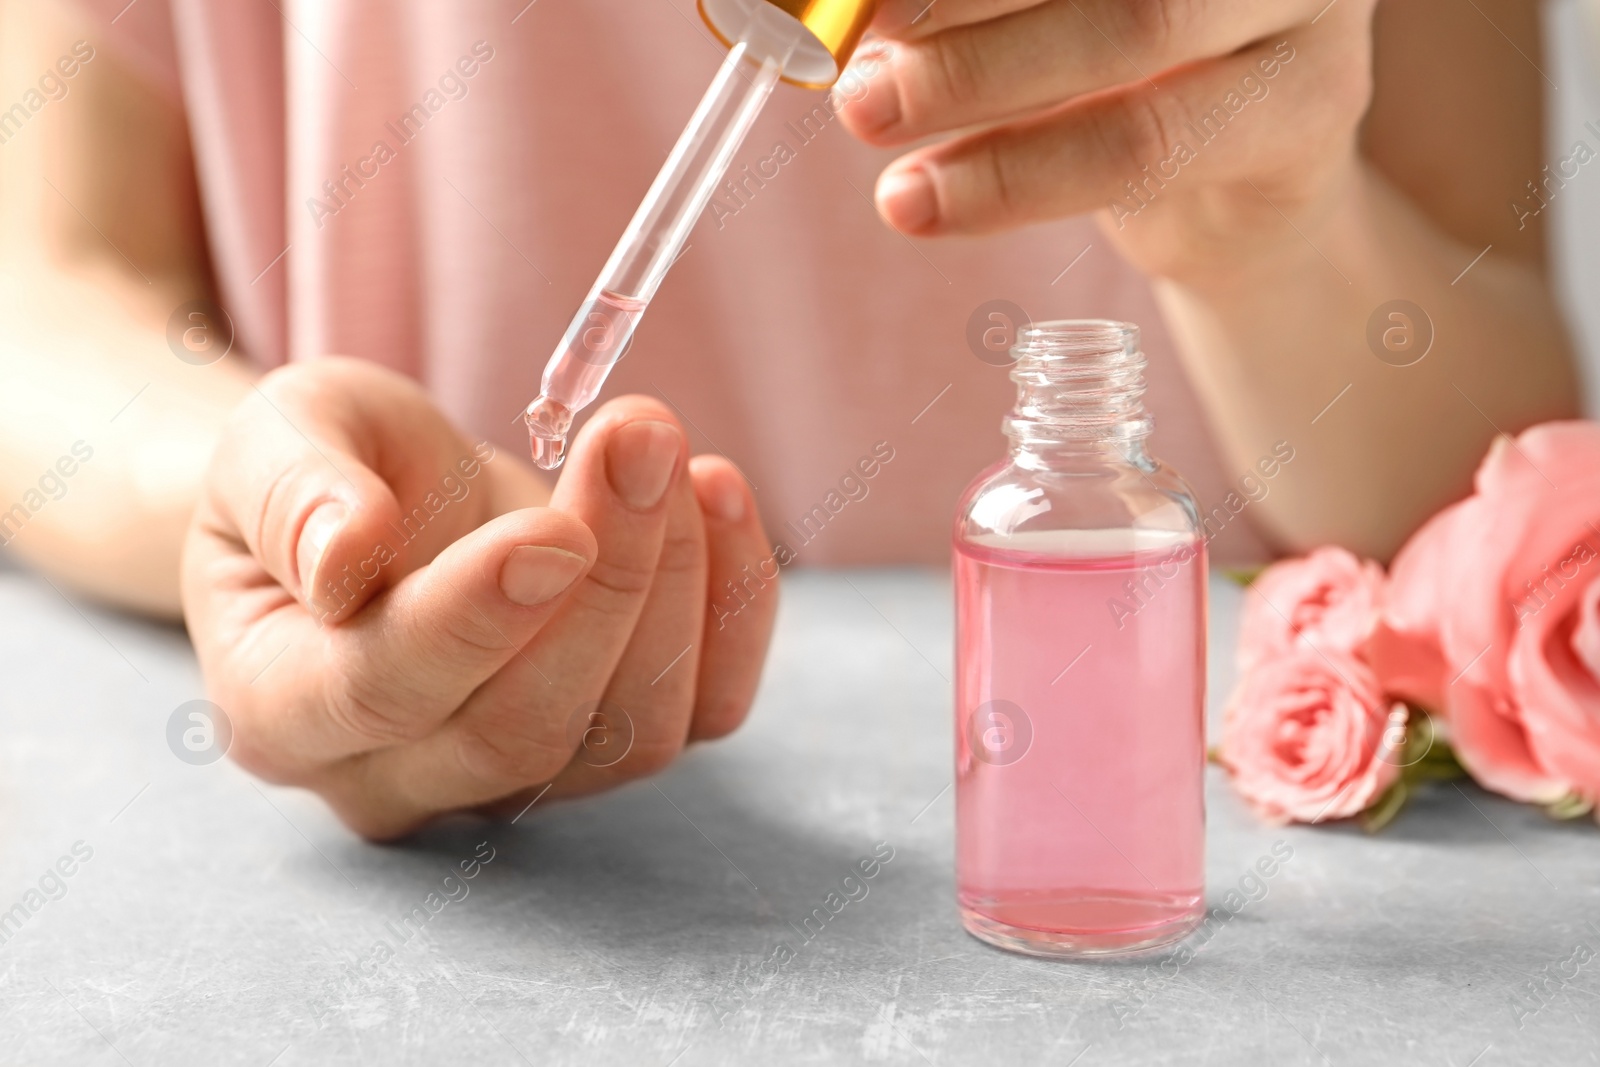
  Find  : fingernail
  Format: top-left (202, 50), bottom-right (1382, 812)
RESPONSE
top-left (877, 166), bottom-right (937, 233)
top-left (500, 545), bottom-right (588, 606)
top-left (606, 420), bottom-right (681, 510)
top-left (832, 41), bottom-right (897, 123)
top-left (837, 53), bottom-right (900, 134)
top-left (695, 473), bottom-right (746, 524)
top-left (873, 0), bottom-right (927, 34)
top-left (296, 501), bottom-right (347, 593)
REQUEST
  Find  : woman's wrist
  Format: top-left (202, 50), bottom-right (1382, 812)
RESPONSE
top-left (1141, 154), bottom-right (1375, 304)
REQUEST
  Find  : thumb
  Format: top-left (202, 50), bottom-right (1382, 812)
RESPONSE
top-left (205, 374), bottom-right (408, 623)
top-left (292, 465), bottom-right (403, 624)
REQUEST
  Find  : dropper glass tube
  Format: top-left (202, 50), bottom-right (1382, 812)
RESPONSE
top-left (523, 5), bottom-right (804, 469)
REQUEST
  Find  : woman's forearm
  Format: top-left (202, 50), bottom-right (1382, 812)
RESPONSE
top-left (0, 262), bottom-right (254, 618)
top-left (0, 0), bottom-right (250, 617)
top-left (1155, 162), bottom-right (1580, 561)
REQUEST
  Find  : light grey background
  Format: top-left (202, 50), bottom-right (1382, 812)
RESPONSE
top-left (1551, 0), bottom-right (1600, 415)
top-left (1, 562), bottom-right (1597, 1066)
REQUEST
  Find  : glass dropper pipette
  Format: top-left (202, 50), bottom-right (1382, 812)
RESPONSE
top-left (521, 5), bottom-right (806, 469)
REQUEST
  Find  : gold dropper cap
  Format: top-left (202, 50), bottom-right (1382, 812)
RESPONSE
top-left (697, 0), bottom-right (879, 89)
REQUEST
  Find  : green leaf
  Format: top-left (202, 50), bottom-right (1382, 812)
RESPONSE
top-left (1361, 779), bottom-right (1410, 833)
top-left (1398, 710), bottom-right (1466, 783)
top-left (1544, 793), bottom-right (1595, 821)
top-left (1222, 566), bottom-right (1266, 587)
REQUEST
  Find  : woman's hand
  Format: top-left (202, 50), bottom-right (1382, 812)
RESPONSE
top-left (837, 0), bottom-right (1579, 564)
top-left (837, 0), bottom-right (1377, 283)
top-left (181, 358), bottom-right (777, 840)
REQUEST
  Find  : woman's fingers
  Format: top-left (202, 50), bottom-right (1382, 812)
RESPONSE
top-left (866, 33), bottom-right (1342, 237)
top-left (229, 507), bottom-right (597, 781)
top-left (338, 397), bottom-right (687, 831)
top-left (839, 0), bottom-right (1316, 148)
top-left (872, 0), bottom-right (1045, 41)
top-left (685, 456), bottom-right (779, 742)
top-left (547, 454), bottom-right (710, 797)
top-left (184, 359), bottom-right (611, 827)
top-left (473, 457), bottom-right (771, 822)
top-left (200, 358), bottom-right (502, 621)
top-left (197, 378), bottom-right (776, 838)
top-left (200, 380), bottom-right (400, 622)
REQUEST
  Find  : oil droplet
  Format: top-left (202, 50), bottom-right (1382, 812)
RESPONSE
top-left (524, 394), bottom-right (574, 472)
top-left (530, 432), bottom-right (566, 470)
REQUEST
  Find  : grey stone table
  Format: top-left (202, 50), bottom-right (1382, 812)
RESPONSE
top-left (1, 561), bottom-right (1597, 1066)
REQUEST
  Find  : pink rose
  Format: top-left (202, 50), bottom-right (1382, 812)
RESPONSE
top-left (1370, 421), bottom-right (1600, 806)
top-left (1367, 501), bottom-right (1464, 714)
top-left (1219, 647), bottom-right (1405, 824)
top-left (1237, 546), bottom-right (1385, 670)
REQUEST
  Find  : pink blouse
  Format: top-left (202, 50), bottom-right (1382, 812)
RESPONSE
top-left (84, 0), bottom-right (1264, 564)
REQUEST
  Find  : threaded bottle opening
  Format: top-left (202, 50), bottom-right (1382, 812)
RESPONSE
top-left (1004, 319), bottom-right (1151, 454)
top-left (1014, 319), bottom-right (1139, 362)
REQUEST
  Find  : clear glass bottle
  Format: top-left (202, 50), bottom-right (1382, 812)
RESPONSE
top-left (953, 319), bottom-right (1207, 959)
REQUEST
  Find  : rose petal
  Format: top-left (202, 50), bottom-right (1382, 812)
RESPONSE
top-left (1371, 500), bottom-right (1472, 711)
top-left (1443, 681), bottom-right (1568, 804)
top-left (1220, 649), bottom-right (1400, 823)
top-left (1374, 421), bottom-right (1600, 805)
top-left (1510, 592), bottom-right (1600, 802)
top-left (1436, 499), bottom-right (1535, 693)
top-left (1238, 546), bottom-right (1385, 672)
top-left (1570, 577), bottom-right (1600, 681)
top-left (1479, 421), bottom-right (1600, 496)
top-left (1449, 425), bottom-right (1600, 691)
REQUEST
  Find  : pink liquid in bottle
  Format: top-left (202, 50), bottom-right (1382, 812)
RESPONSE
top-left (954, 531), bottom-right (1206, 957)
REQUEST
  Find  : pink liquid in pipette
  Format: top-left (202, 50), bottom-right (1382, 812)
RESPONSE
top-left (954, 535), bottom-right (1206, 956)
top-left (525, 290), bottom-right (648, 470)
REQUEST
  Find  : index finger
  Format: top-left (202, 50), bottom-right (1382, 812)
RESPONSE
top-left (206, 505), bottom-right (597, 782)
top-left (871, 0), bottom-right (1042, 39)
top-left (839, 0), bottom-right (1312, 146)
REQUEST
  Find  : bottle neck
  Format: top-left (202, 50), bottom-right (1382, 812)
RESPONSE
top-left (1003, 320), bottom-right (1153, 471)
